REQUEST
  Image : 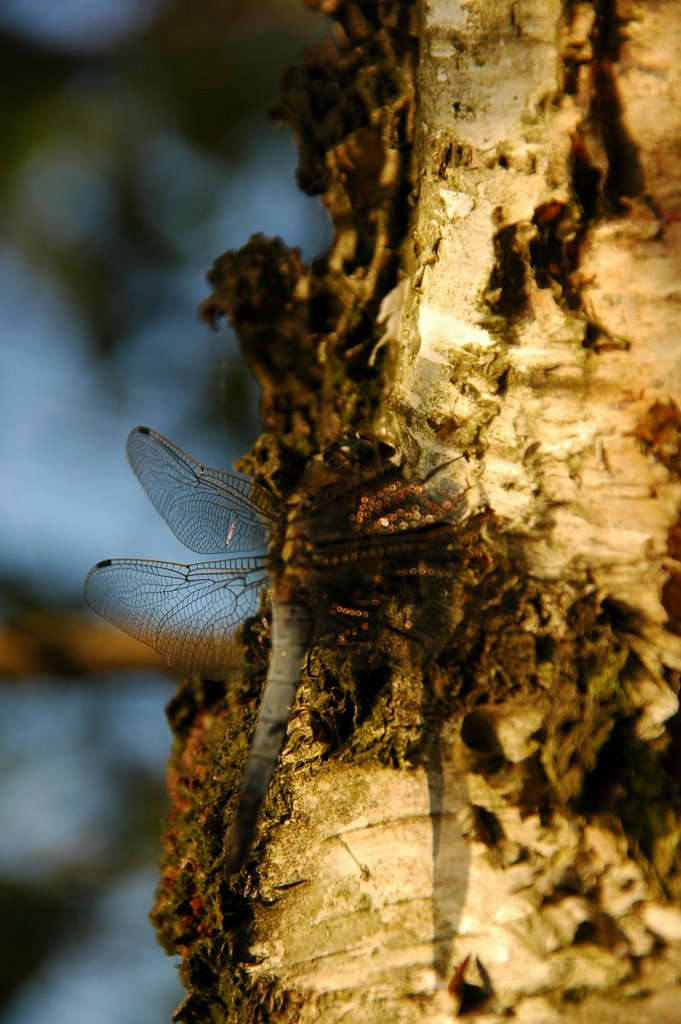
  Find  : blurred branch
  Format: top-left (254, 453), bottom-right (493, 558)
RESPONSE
top-left (0, 611), bottom-right (172, 679)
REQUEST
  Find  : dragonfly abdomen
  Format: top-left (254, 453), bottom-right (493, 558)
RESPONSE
top-left (226, 602), bottom-right (312, 873)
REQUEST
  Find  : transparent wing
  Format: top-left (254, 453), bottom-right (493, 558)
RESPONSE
top-left (126, 426), bottom-right (275, 554)
top-left (85, 555), bottom-right (269, 679)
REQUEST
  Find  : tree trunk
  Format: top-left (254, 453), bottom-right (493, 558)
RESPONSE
top-left (152, 2), bottom-right (681, 1021)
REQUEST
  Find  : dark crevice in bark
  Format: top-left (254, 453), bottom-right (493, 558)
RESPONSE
top-left (486, 2), bottom-right (651, 352)
top-left (564, 0), bottom-right (651, 219)
top-left (529, 200), bottom-right (583, 309)
top-left (595, 0), bottom-right (646, 209)
top-left (485, 223), bottom-right (531, 317)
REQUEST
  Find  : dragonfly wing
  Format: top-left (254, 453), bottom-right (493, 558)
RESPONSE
top-left (85, 556), bottom-right (268, 680)
top-left (126, 427), bottom-right (275, 554)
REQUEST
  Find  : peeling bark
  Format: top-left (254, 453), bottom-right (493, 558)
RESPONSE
top-left (152, 2), bottom-right (681, 1021)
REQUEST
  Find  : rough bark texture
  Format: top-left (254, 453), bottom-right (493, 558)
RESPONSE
top-left (151, 2), bottom-right (681, 1021)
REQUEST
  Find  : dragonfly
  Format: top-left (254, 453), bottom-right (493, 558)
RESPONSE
top-left (85, 427), bottom-right (464, 872)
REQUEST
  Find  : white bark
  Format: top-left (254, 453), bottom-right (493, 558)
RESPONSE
top-left (237, 2), bottom-right (681, 1021)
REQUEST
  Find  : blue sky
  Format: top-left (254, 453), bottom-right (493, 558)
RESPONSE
top-left (0, 128), bottom-right (330, 598)
top-left (0, 2), bottom-right (331, 1020)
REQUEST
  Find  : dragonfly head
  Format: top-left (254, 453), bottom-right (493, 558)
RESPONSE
top-left (321, 433), bottom-right (395, 473)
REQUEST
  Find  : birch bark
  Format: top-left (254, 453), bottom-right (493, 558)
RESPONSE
top-left (154, 3), bottom-right (681, 1021)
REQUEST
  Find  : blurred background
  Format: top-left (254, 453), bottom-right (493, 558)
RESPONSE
top-left (0, 1), bottom-right (331, 1020)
